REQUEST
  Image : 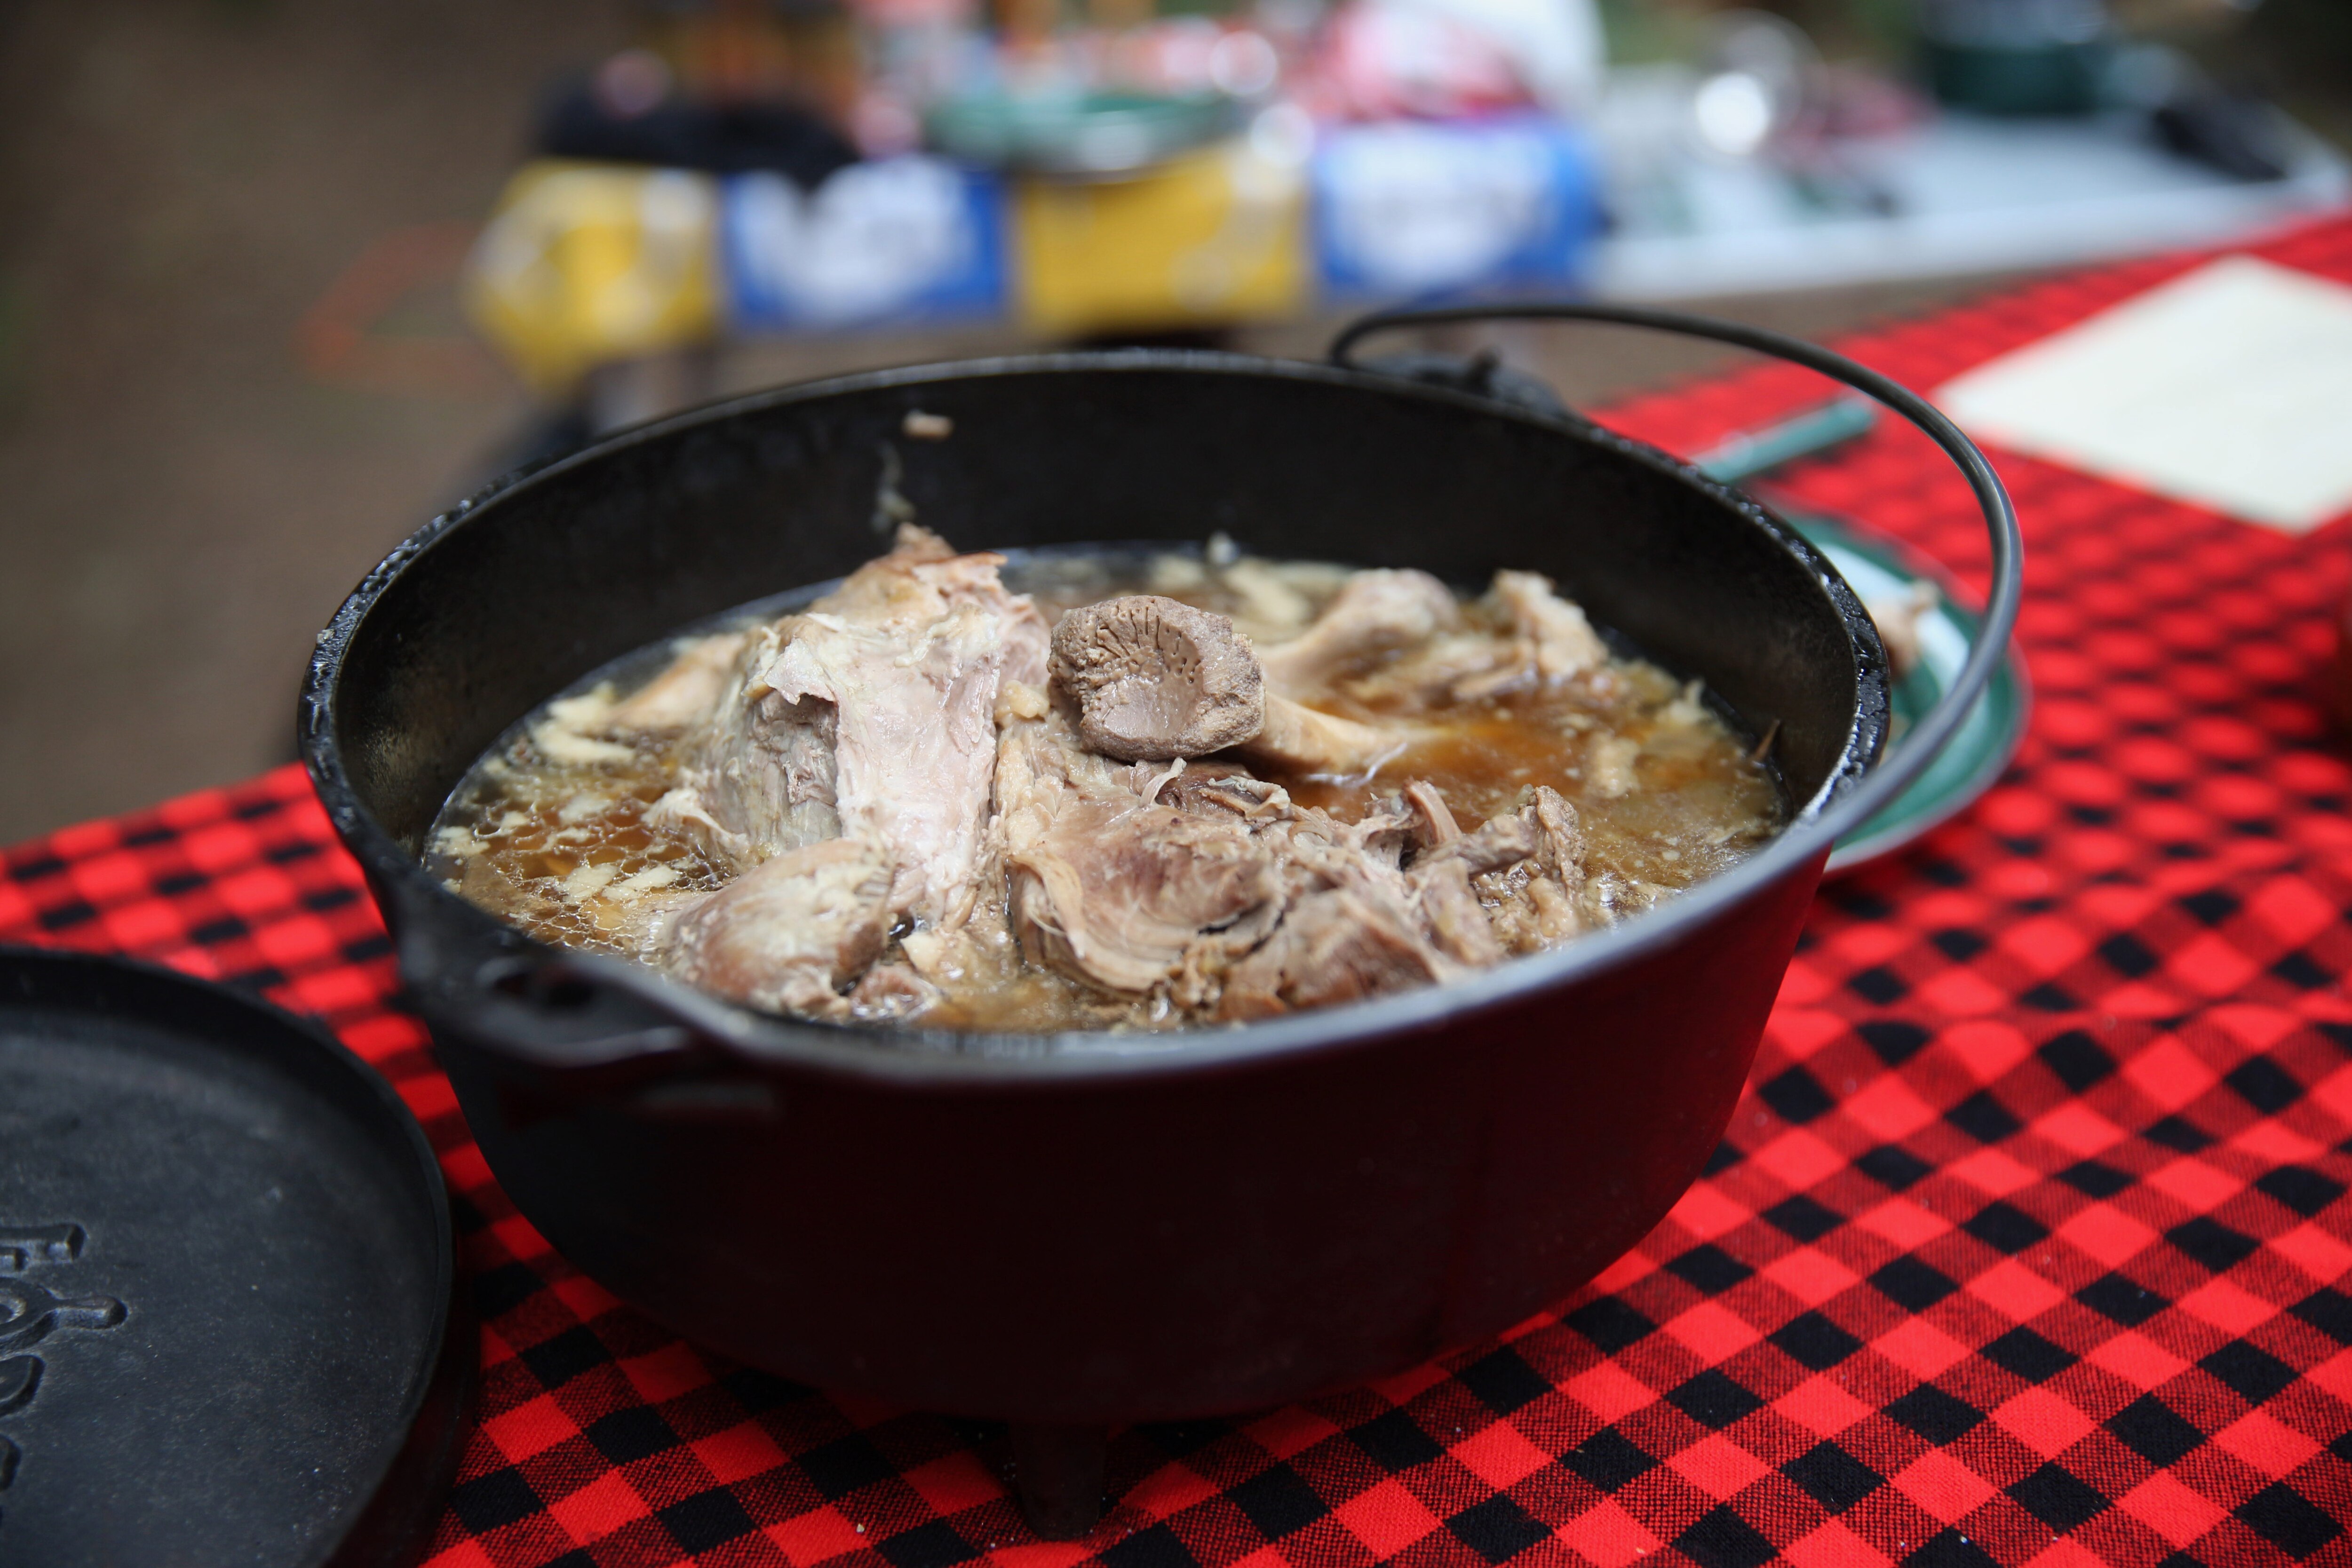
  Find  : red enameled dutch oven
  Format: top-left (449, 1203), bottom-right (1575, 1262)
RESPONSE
top-left (301, 305), bottom-right (2020, 1534)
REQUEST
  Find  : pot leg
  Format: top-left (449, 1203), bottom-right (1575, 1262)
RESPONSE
top-left (1009, 1422), bottom-right (1107, 1539)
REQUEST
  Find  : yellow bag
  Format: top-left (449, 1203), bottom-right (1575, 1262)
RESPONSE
top-left (1011, 139), bottom-right (1307, 336)
top-left (464, 161), bottom-right (722, 395)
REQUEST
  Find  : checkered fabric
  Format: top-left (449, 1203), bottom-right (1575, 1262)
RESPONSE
top-left (8, 219), bottom-right (2352, 1568)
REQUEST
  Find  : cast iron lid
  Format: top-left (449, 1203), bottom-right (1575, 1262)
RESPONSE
top-left (0, 945), bottom-right (469, 1568)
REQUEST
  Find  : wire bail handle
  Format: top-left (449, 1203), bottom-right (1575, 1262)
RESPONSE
top-left (1330, 301), bottom-right (2022, 834)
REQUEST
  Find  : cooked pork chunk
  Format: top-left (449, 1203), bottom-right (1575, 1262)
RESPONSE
top-left (1426, 784), bottom-right (1589, 955)
top-left (1270, 568), bottom-right (1609, 709)
top-left (1258, 569), bottom-right (1459, 694)
top-left (606, 631), bottom-right (750, 734)
top-left (1414, 810), bottom-right (1542, 875)
top-left (1010, 796), bottom-right (1283, 997)
top-left (675, 525), bottom-right (1048, 929)
top-left (1492, 570), bottom-right (1609, 683)
top-left (667, 838), bottom-right (892, 1016)
top-left (1217, 889), bottom-right (1452, 1020)
top-left (1172, 779), bottom-right (1465, 1016)
top-left (987, 705), bottom-right (1487, 1015)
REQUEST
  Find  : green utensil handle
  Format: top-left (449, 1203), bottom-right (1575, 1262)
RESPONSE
top-left (1692, 395), bottom-right (1878, 485)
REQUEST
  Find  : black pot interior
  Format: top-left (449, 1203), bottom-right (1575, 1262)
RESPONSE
top-left (326, 353), bottom-right (1882, 884)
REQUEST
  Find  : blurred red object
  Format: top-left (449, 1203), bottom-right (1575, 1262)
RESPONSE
top-left (1303, 1), bottom-right (1536, 122)
top-left (297, 222), bottom-right (508, 400)
top-left (2329, 591), bottom-right (2352, 735)
top-left (1105, 17), bottom-right (1285, 99)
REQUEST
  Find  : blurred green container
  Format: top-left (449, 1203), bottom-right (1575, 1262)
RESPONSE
top-left (1922, 38), bottom-right (2108, 114)
top-left (924, 90), bottom-right (1240, 176)
top-left (1917, 0), bottom-right (2109, 115)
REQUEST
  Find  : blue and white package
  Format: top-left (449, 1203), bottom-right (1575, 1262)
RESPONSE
top-left (723, 157), bottom-right (1006, 333)
top-left (1312, 117), bottom-right (1603, 301)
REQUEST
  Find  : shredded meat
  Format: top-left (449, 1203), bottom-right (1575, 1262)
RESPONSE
top-left (997, 714), bottom-right (1283, 997)
top-left (1217, 889), bottom-right (1451, 1020)
top-left (1413, 857), bottom-right (1507, 966)
top-left (535, 533), bottom-right (1717, 1030)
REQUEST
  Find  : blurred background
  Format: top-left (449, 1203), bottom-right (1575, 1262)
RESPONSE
top-left (2, 0), bottom-right (2347, 843)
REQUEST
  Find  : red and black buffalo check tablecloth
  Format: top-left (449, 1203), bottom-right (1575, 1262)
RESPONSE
top-left (9, 219), bottom-right (2352, 1568)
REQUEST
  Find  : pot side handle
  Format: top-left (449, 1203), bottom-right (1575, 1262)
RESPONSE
top-left (381, 866), bottom-right (732, 1087)
top-left (1328, 301), bottom-right (2023, 852)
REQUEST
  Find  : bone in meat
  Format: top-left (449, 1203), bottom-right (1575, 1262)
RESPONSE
top-left (1049, 595), bottom-right (1264, 761)
top-left (1240, 694), bottom-right (1407, 778)
top-left (1049, 594), bottom-right (1411, 778)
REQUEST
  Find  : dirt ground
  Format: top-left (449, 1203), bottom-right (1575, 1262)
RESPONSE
top-left (0, 0), bottom-right (2297, 843)
top-left (0, 1), bottom-right (618, 841)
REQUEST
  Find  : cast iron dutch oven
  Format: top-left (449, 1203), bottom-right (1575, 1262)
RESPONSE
top-left (301, 305), bottom-right (2019, 1532)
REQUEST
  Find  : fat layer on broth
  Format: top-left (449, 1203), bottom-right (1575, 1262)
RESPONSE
top-left (429, 537), bottom-right (1783, 1033)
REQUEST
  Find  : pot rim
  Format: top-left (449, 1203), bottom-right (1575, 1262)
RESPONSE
top-left (300, 345), bottom-right (1991, 1087)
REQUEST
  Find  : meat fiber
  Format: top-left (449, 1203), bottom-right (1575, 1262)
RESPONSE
top-left (993, 713), bottom-right (1283, 1001)
top-left (1216, 889), bottom-right (1451, 1019)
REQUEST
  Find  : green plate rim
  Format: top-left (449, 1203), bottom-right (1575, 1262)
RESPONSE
top-left (1782, 506), bottom-right (2032, 875)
